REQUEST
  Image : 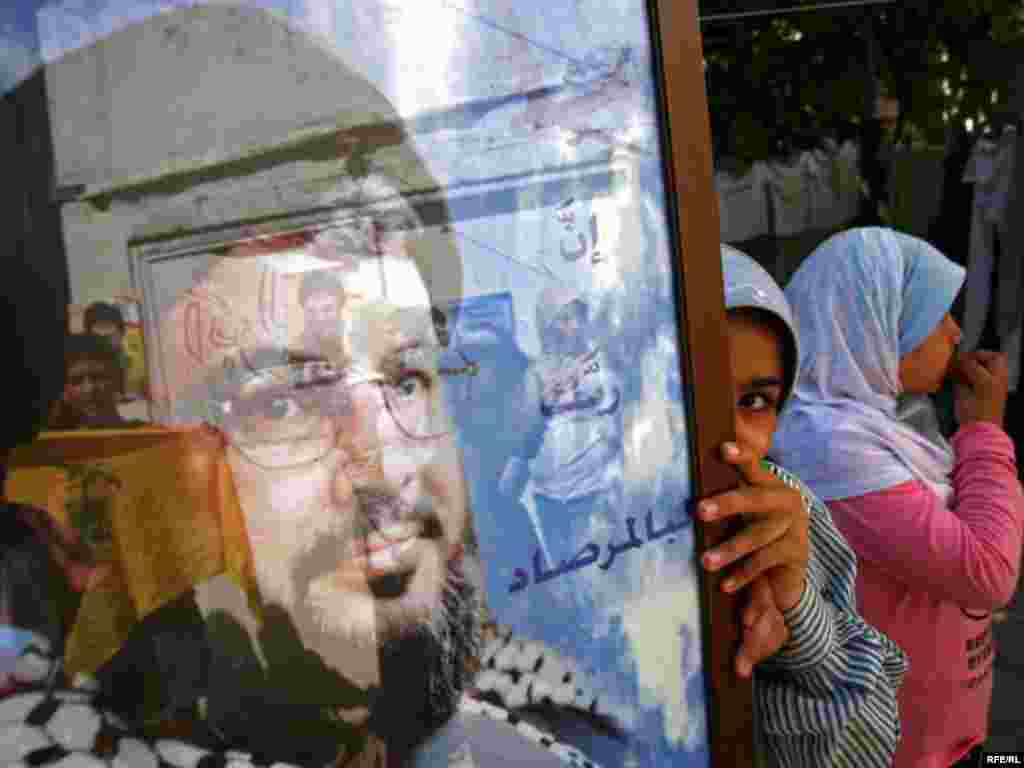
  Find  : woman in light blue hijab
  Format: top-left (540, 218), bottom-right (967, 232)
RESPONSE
top-left (773, 227), bottom-right (965, 503)
top-left (772, 227), bottom-right (1022, 768)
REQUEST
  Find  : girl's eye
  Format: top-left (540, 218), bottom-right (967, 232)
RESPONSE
top-left (738, 392), bottom-right (777, 412)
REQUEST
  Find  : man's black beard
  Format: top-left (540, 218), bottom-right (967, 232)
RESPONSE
top-left (286, 530), bottom-right (482, 763)
top-left (366, 555), bottom-right (482, 758)
top-left (202, 502), bottom-right (482, 766)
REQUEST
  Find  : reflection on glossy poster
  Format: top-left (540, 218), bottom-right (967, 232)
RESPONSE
top-left (2, 3), bottom-right (704, 767)
top-left (69, 298), bottom-right (150, 404)
top-left (35, 0), bottom-right (653, 123)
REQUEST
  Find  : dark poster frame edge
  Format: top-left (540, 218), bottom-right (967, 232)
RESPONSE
top-left (648, 1), bottom-right (756, 765)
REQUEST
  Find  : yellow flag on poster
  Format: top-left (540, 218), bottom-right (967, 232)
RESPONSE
top-left (6, 428), bottom-right (259, 678)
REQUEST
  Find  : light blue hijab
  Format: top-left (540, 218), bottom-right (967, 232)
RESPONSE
top-left (720, 244), bottom-right (800, 405)
top-left (772, 227), bottom-right (965, 502)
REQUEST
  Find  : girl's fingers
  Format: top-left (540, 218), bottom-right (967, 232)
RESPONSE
top-left (698, 485), bottom-right (793, 523)
top-left (744, 578), bottom-right (776, 627)
top-left (976, 350), bottom-right (1009, 380)
top-left (702, 517), bottom-right (787, 572)
top-left (736, 604), bottom-right (788, 678)
top-left (696, 441), bottom-right (791, 523)
top-left (736, 650), bottom-right (754, 679)
top-left (698, 486), bottom-right (755, 521)
top-left (718, 546), bottom-right (788, 594)
top-left (955, 355), bottom-right (988, 387)
top-left (719, 441), bottom-right (778, 488)
top-left (971, 349), bottom-right (1005, 366)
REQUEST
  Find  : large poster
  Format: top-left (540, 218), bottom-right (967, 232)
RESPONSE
top-left (3, 3), bottom-right (720, 767)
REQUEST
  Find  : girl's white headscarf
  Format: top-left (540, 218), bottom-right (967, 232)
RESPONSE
top-left (772, 227), bottom-right (965, 503)
top-left (721, 244), bottom-right (800, 405)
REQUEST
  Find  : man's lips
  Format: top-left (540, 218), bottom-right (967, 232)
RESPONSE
top-left (351, 522), bottom-right (423, 576)
top-left (312, 521), bottom-right (434, 587)
top-left (304, 514), bottom-right (452, 595)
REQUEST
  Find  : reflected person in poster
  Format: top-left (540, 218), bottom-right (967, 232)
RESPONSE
top-left (83, 302), bottom-right (126, 357)
top-left (499, 286), bottom-right (623, 561)
top-left (48, 334), bottom-right (144, 430)
top-left (298, 267), bottom-right (347, 360)
top-left (83, 301), bottom-right (130, 397)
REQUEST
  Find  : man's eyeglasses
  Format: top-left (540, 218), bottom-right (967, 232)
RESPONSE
top-left (206, 351), bottom-right (477, 469)
top-left (439, 350), bottom-right (479, 378)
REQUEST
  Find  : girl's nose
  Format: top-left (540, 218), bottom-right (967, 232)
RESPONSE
top-left (732, 414), bottom-right (769, 461)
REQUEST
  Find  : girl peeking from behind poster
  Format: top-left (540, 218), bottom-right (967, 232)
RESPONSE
top-left (698, 244), bottom-right (910, 767)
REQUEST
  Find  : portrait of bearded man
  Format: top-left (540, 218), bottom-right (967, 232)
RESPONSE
top-left (0, 5), bottom-right (602, 764)
top-left (159, 182), bottom-right (474, 765)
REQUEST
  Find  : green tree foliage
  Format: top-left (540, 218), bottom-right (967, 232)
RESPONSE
top-left (702, 0), bottom-right (1024, 166)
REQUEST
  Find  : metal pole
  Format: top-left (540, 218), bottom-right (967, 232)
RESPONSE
top-left (699, 0), bottom-right (899, 23)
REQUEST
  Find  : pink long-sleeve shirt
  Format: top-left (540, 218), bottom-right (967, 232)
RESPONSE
top-left (828, 422), bottom-right (1024, 768)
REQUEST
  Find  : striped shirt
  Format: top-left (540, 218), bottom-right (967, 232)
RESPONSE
top-left (755, 461), bottom-right (909, 768)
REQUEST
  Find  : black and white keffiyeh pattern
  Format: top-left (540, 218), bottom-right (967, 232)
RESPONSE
top-left (1, 687), bottom-right (300, 768)
top-left (1, 640), bottom-right (301, 768)
top-left (472, 628), bottom-right (612, 721)
top-left (1, 628), bottom-right (604, 768)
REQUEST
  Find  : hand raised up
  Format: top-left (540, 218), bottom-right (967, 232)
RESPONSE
top-left (954, 350), bottom-right (1009, 427)
top-left (698, 441), bottom-right (810, 614)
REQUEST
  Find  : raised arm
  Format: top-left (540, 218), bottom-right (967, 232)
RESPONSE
top-left (697, 450), bottom-right (907, 767)
top-left (829, 421), bottom-right (1024, 611)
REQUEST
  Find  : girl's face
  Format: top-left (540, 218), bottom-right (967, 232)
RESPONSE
top-left (898, 313), bottom-right (962, 395)
top-left (726, 311), bottom-right (786, 462)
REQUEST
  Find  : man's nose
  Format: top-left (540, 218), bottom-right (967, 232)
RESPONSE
top-left (329, 384), bottom-right (389, 505)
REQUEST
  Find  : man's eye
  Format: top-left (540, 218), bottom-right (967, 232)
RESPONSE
top-left (391, 373), bottom-right (428, 400)
top-left (229, 393), bottom-right (317, 438)
top-left (256, 397), bottom-right (297, 421)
